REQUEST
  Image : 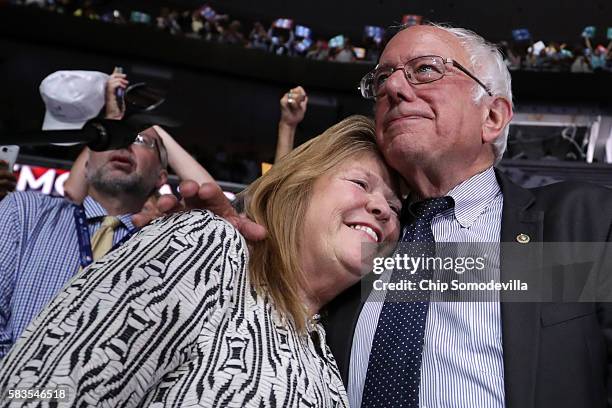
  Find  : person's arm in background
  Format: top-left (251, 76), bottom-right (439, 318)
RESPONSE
top-left (131, 126), bottom-right (218, 227)
top-left (104, 67), bottom-right (128, 120)
top-left (131, 129), bottom-right (267, 238)
top-left (151, 126), bottom-right (215, 185)
top-left (63, 147), bottom-right (89, 205)
top-left (0, 160), bottom-right (17, 202)
top-left (275, 86), bottom-right (307, 163)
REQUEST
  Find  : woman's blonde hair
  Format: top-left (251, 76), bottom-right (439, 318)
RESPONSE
top-left (244, 114), bottom-right (391, 332)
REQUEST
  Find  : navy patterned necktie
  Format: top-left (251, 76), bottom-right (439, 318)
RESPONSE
top-left (362, 196), bottom-right (454, 408)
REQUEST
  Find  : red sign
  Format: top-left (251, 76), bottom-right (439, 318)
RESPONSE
top-left (11, 163), bottom-right (236, 201)
top-left (14, 164), bottom-right (70, 196)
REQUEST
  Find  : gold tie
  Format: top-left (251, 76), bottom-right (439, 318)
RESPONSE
top-left (90, 216), bottom-right (121, 261)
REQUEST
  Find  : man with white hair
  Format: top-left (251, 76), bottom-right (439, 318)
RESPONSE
top-left (324, 23), bottom-right (612, 408)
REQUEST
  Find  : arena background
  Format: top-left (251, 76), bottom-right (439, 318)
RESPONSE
top-left (0, 0), bottom-right (610, 191)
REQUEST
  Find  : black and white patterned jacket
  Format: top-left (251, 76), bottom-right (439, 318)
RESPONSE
top-left (0, 210), bottom-right (348, 408)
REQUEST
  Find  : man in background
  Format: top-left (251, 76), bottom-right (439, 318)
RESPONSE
top-left (0, 70), bottom-right (168, 358)
top-left (325, 23), bottom-right (612, 408)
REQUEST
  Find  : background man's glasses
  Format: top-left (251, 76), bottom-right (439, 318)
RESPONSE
top-left (133, 134), bottom-right (156, 150)
top-left (133, 133), bottom-right (168, 169)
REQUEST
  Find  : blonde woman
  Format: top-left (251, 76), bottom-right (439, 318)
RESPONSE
top-left (0, 116), bottom-right (401, 407)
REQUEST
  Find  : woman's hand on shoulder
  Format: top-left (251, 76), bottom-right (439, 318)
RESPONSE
top-left (132, 180), bottom-right (267, 242)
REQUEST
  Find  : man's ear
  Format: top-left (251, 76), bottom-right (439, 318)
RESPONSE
top-left (482, 96), bottom-right (513, 144)
top-left (155, 169), bottom-right (169, 189)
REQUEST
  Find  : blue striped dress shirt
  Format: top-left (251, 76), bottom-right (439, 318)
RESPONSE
top-left (0, 191), bottom-right (134, 358)
top-left (349, 167), bottom-right (505, 408)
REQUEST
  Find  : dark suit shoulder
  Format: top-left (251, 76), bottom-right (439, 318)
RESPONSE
top-left (528, 181), bottom-right (612, 241)
top-left (529, 181), bottom-right (612, 213)
top-left (530, 180), bottom-right (611, 200)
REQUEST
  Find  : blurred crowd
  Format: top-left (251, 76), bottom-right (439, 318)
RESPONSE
top-left (12, 0), bottom-right (612, 71)
top-left (9, 0), bottom-right (382, 63)
top-left (499, 28), bottom-right (612, 73)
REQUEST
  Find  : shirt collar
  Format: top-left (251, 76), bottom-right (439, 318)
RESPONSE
top-left (445, 167), bottom-right (501, 228)
top-left (82, 196), bottom-right (136, 231)
top-left (403, 167), bottom-right (500, 228)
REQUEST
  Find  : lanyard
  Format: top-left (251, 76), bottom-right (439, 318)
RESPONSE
top-left (73, 205), bottom-right (136, 268)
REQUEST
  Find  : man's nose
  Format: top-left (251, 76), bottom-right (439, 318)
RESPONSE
top-left (385, 69), bottom-right (418, 104)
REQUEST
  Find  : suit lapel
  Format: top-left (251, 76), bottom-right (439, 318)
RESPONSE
top-left (496, 170), bottom-right (543, 408)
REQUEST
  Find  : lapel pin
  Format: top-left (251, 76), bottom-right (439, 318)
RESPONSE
top-left (516, 233), bottom-right (530, 244)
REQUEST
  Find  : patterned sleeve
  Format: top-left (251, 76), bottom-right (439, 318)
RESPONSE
top-left (0, 209), bottom-right (248, 408)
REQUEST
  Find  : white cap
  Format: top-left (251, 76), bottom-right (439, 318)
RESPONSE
top-left (39, 70), bottom-right (109, 130)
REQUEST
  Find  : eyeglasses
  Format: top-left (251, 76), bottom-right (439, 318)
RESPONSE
top-left (133, 134), bottom-right (157, 150)
top-left (359, 55), bottom-right (493, 99)
top-left (133, 133), bottom-right (168, 168)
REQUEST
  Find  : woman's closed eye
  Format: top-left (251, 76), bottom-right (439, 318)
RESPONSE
top-left (350, 179), bottom-right (369, 190)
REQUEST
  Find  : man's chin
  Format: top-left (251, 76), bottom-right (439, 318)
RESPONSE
top-left (380, 145), bottom-right (416, 170)
top-left (91, 177), bottom-right (146, 196)
top-left (383, 118), bottom-right (431, 138)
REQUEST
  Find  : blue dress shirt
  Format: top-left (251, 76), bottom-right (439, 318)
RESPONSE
top-left (0, 192), bottom-right (134, 358)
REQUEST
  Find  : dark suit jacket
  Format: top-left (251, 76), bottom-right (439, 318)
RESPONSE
top-left (324, 169), bottom-right (612, 408)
